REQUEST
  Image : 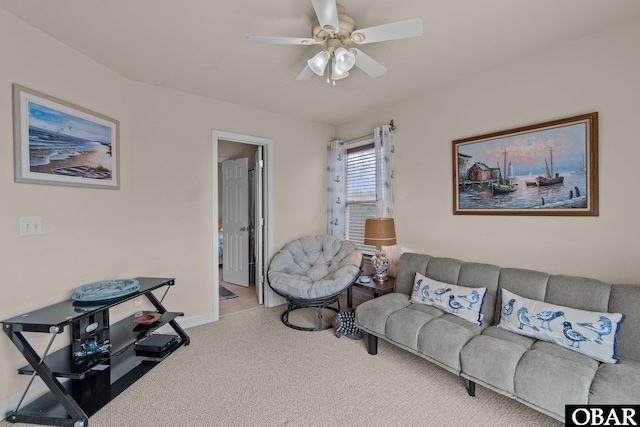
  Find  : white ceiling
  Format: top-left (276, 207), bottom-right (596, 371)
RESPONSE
top-left (2, 0), bottom-right (639, 126)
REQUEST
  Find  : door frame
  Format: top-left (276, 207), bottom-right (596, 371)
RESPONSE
top-left (212, 130), bottom-right (275, 321)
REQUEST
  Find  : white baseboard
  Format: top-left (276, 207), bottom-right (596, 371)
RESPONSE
top-left (156, 311), bottom-right (216, 334)
top-left (1, 312), bottom-right (216, 421)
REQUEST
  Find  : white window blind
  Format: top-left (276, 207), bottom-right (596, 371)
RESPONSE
top-left (345, 143), bottom-right (376, 254)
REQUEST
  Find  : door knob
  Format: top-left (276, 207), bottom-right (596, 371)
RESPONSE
top-left (240, 227), bottom-right (247, 231)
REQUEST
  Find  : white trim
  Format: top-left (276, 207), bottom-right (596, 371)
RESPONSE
top-left (347, 136), bottom-right (374, 148)
top-left (156, 311), bottom-right (216, 334)
top-left (212, 130), bottom-right (276, 317)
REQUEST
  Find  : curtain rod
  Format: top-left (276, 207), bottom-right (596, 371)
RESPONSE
top-left (342, 119), bottom-right (396, 144)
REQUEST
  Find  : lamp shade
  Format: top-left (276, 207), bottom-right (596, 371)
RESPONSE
top-left (334, 47), bottom-right (356, 72)
top-left (364, 218), bottom-right (396, 246)
top-left (308, 50), bottom-right (331, 76)
top-left (331, 58), bottom-right (349, 81)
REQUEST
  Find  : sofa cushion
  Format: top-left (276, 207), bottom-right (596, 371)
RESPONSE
top-left (457, 262), bottom-right (501, 325)
top-left (494, 268), bottom-right (550, 322)
top-left (354, 293), bottom-right (410, 336)
top-left (531, 341), bottom-right (599, 371)
top-left (394, 253), bottom-right (432, 295)
top-left (545, 274), bottom-right (612, 312)
top-left (497, 289), bottom-right (625, 364)
top-left (481, 324), bottom-right (537, 349)
top-left (460, 333), bottom-right (530, 395)
top-left (589, 356), bottom-right (640, 404)
top-left (410, 272), bottom-right (487, 326)
top-left (609, 284), bottom-right (640, 362)
top-left (515, 347), bottom-right (597, 419)
top-left (406, 300), bottom-right (447, 318)
top-left (416, 315), bottom-right (480, 374)
top-left (385, 307), bottom-right (436, 351)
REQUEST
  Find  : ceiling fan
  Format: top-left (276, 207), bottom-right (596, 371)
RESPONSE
top-left (247, 0), bottom-right (423, 84)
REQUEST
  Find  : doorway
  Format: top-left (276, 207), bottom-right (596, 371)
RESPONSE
top-left (212, 130), bottom-right (274, 321)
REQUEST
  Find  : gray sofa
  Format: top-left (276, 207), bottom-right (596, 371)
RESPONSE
top-left (355, 252), bottom-right (640, 422)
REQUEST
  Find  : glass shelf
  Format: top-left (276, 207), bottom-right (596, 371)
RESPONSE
top-left (1, 277), bottom-right (189, 427)
top-left (16, 311), bottom-right (183, 379)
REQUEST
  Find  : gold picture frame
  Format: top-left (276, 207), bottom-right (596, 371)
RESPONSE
top-left (453, 112), bottom-right (598, 216)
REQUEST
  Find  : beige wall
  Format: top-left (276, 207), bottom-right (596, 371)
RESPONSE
top-left (337, 18), bottom-right (640, 284)
top-left (0, 9), bottom-right (332, 403)
top-left (2, 4), bottom-right (638, 411)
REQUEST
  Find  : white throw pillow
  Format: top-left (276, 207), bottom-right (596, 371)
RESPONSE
top-left (411, 272), bottom-right (487, 326)
top-left (497, 288), bottom-right (625, 364)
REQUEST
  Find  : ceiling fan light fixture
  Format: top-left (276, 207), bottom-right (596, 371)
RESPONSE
top-left (334, 47), bottom-right (356, 72)
top-left (249, 1), bottom-right (425, 83)
top-left (331, 58), bottom-right (349, 81)
top-left (308, 50), bottom-right (331, 76)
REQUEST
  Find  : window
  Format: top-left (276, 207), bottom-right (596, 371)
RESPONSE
top-left (345, 142), bottom-right (376, 254)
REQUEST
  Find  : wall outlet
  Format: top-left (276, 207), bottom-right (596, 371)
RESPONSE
top-left (20, 217), bottom-right (43, 236)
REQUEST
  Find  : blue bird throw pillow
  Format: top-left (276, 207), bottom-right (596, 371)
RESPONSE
top-left (411, 272), bottom-right (487, 326)
top-left (497, 288), bottom-right (626, 364)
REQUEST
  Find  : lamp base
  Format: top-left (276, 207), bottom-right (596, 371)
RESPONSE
top-left (371, 247), bottom-right (390, 283)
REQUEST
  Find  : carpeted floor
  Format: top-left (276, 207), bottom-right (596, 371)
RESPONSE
top-left (1, 305), bottom-right (564, 427)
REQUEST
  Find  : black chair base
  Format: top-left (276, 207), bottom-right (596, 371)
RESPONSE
top-left (280, 294), bottom-right (342, 331)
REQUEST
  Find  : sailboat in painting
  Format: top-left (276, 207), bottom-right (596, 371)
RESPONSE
top-left (536, 147), bottom-right (564, 187)
top-left (492, 148), bottom-right (518, 194)
top-left (571, 154), bottom-right (586, 175)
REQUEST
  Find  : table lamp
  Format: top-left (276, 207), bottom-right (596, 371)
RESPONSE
top-left (364, 218), bottom-right (397, 282)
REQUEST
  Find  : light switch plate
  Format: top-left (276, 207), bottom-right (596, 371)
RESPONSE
top-left (20, 217), bottom-right (42, 236)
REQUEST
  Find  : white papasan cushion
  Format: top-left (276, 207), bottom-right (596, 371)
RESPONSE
top-left (268, 235), bottom-right (362, 299)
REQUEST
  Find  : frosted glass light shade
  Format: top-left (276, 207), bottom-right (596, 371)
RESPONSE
top-left (331, 59), bottom-right (349, 81)
top-left (307, 50), bottom-right (331, 76)
top-left (334, 47), bottom-right (356, 72)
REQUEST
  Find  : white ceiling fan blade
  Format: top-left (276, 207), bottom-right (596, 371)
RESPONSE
top-left (247, 36), bottom-right (315, 45)
top-left (311, 0), bottom-right (340, 32)
top-left (351, 48), bottom-right (387, 78)
top-left (296, 65), bottom-right (315, 80)
top-left (351, 17), bottom-right (424, 44)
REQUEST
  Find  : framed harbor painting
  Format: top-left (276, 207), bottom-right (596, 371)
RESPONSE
top-left (13, 84), bottom-right (120, 189)
top-left (452, 112), bottom-right (598, 216)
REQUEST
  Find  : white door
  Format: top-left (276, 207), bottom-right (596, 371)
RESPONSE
top-left (254, 147), bottom-right (264, 304)
top-left (222, 158), bottom-right (249, 287)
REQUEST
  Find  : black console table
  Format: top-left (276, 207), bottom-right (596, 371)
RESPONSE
top-left (1, 277), bottom-right (190, 427)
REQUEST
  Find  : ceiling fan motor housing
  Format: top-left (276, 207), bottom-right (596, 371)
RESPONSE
top-left (312, 4), bottom-right (357, 52)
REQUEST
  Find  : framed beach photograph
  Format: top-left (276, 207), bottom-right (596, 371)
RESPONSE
top-left (452, 112), bottom-right (598, 216)
top-left (13, 84), bottom-right (119, 189)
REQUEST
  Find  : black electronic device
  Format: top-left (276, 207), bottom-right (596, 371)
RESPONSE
top-left (135, 334), bottom-right (179, 355)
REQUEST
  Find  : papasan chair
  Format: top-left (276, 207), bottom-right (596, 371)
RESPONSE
top-left (268, 235), bottom-right (362, 331)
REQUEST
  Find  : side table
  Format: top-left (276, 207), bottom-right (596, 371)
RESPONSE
top-left (347, 276), bottom-right (395, 308)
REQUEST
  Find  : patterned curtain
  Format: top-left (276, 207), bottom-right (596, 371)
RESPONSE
top-left (374, 125), bottom-right (398, 276)
top-left (327, 139), bottom-right (346, 238)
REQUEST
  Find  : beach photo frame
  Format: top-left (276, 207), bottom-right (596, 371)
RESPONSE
top-left (13, 84), bottom-right (120, 189)
top-left (452, 112), bottom-right (598, 216)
